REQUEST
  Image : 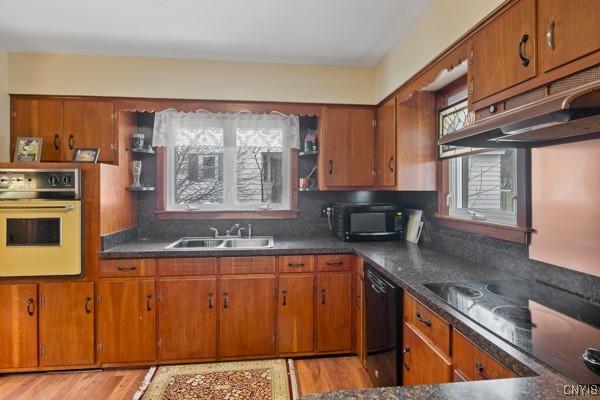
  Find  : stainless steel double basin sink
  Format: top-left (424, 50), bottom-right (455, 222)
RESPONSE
top-left (165, 236), bottom-right (274, 250)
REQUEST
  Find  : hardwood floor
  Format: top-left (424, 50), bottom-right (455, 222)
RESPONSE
top-left (0, 368), bottom-right (148, 400)
top-left (295, 356), bottom-right (374, 396)
top-left (0, 356), bottom-right (373, 399)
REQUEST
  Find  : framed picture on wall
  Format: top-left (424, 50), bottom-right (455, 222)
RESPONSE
top-left (72, 148), bottom-right (100, 163)
top-left (14, 137), bottom-right (43, 162)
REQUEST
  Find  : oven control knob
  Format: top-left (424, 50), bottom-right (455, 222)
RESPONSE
top-left (48, 175), bottom-right (60, 186)
top-left (62, 175), bottom-right (73, 186)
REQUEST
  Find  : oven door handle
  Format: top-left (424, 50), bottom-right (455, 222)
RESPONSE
top-left (0, 205), bottom-right (76, 211)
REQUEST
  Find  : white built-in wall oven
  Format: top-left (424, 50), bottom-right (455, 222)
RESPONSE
top-left (0, 169), bottom-right (82, 277)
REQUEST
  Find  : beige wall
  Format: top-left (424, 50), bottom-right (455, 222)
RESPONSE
top-left (374, 0), bottom-right (503, 102)
top-left (7, 53), bottom-right (374, 104)
top-left (0, 50), bottom-right (8, 162)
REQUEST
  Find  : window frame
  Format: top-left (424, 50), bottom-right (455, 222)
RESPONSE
top-left (435, 78), bottom-right (531, 244)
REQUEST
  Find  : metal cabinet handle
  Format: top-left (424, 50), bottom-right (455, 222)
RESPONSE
top-left (27, 298), bottom-right (35, 316)
top-left (328, 160), bottom-right (333, 175)
top-left (546, 21), bottom-right (555, 49)
top-left (288, 262), bottom-right (305, 268)
top-left (326, 261), bottom-right (344, 267)
top-left (388, 156), bottom-right (394, 172)
top-left (68, 134), bottom-right (75, 150)
top-left (146, 294), bottom-right (152, 311)
top-left (475, 361), bottom-right (489, 379)
top-left (85, 297), bottom-right (92, 314)
top-left (208, 292), bottom-right (213, 309)
top-left (416, 311), bottom-right (432, 327)
top-left (282, 290), bottom-right (287, 306)
top-left (402, 347), bottom-right (410, 370)
top-left (321, 289), bottom-right (326, 305)
top-left (518, 34), bottom-right (530, 67)
top-left (53, 134), bottom-right (60, 150)
top-left (117, 266), bottom-right (137, 272)
top-left (223, 292), bottom-right (229, 309)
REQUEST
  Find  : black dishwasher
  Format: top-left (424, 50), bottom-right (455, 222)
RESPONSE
top-left (365, 265), bottom-right (402, 387)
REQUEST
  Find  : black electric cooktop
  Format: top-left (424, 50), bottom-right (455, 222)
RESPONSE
top-left (424, 280), bottom-right (600, 384)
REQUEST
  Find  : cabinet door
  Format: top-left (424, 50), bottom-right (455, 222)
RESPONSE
top-left (98, 279), bottom-right (156, 364)
top-left (468, 0), bottom-right (536, 102)
top-left (278, 274), bottom-right (314, 354)
top-left (322, 106), bottom-right (374, 187)
top-left (39, 282), bottom-right (94, 367)
top-left (375, 96), bottom-right (396, 187)
top-left (452, 330), bottom-right (517, 381)
top-left (396, 92), bottom-right (437, 190)
top-left (219, 275), bottom-right (276, 358)
top-left (538, 0), bottom-right (600, 72)
top-left (158, 277), bottom-right (217, 361)
top-left (0, 284), bottom-right (38, 369)
top-left (10, 98), bottom-right (63, 161)
top-left (63, 100), bottom-right (116, 163)
top-left (317, 272), bottom-right (352, 353)
top-left (402, 322), bottom-right (452, 386)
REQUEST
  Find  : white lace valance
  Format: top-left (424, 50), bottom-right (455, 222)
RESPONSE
top-left (152, 109), bottom-right (300, 149)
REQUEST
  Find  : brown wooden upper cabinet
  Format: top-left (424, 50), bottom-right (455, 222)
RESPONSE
top-left (468, 0), bottom-right (536, 103)
top-left (321, 106), bottom-right (374, 188)
top-left (97, 279), bottom-right (156, 364)
top-left (374, 97), bottom-right (396, 187)
top-left (0, 284), bottom-right (38, 369)
top-left (10, 97), bottom-right (117, 163)
top-left (537, 0), bottom-right (600, 72)
top-left (39, 282), bottom-right (95, 367)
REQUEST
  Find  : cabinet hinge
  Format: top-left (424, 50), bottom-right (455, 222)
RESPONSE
top-left (40, 295), bottom-right (45, 307)
top-left (272, 332), bottom-right (277, 344)
top-left (273, 288), bottom-right (278, 298)
top-left (372, 119), bottom-right (376, 129)
top-left (312, 332), bottom-right (317, 341)
top-left (97, 341), bottom-right (103, 353)
top-left (96, 293), bottom-right (102, 304)
top-left (157, 338), bottom-right (162, 348)
top-left (40, 344), bottom-right (45, 357)
top-left (157, 290), bottom-right (162, 302)
top-left (111, 112), bottom-right (116, 120)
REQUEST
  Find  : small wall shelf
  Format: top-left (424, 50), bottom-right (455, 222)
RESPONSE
top-left (126, 186), bottom-right (156, 192)
top-left (127, 148), bottom-right (156, 156)
top-left (298, 150), bottom-right (319, 157)
top-left (298, 187), bottom-right (320, 192)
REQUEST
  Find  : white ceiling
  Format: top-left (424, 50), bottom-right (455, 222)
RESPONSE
top-left (0, 0), bottom-right (432, 67)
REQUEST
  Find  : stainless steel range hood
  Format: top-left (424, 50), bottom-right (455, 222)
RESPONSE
top-left (438, 80), bottom-right (600, 148)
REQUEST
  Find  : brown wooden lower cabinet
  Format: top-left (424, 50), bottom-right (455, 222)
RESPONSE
top-left (0, 284), bottom-right (38, 369)
top-left (158, 277), bottom-right (217, 361)
top-left (402, 322), bottom-right (452, 385)
top-left (317, 272), bottom-right (352, 353)
top-left (219, 275), bottom-right (276, 358)
top-left (39, 282), bottom-right (95, 367)
top-left (98, 279), bottom-right (156, 364)
top-left (452, 330), bottom-right (517, 381)
top-left (278, 274), bottom-right (314, 354)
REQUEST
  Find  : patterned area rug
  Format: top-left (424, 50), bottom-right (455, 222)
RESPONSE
top-left (141, 359), bottom-right (292, 400)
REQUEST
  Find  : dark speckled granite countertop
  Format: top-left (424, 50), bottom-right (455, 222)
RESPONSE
top-left (100, 239), bottom-right (584, 399)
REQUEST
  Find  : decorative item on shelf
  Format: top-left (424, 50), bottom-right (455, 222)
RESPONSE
top-left (72, 148), bottom-right (100, 163)
top-left (13, 137), bottom-right (43, 162)
top-left (132, 133), bottom-right (145, 149)
top-left (131, 160), bottom-right (142, 188)
top-left (303, 129), bottom-right (318, 152)
top-left (299, 165), bottom-right (318, 191)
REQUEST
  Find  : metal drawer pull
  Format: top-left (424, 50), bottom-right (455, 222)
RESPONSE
top-left (146, 294), bottom-right (152, 311)
top-left (223, 292), bottom-right (229, 309)
top-left (288, 262), bottom-right (305, 267)
top-left (321, 289), bottom-right (326, 305)
top-left (27, 298), bottom-right (35, 316)
top-left (68, 134), bottom-right (75, 150)
top-left (53, 134), bottom-right (60, 150)
top-left (0, 205), bottom-right (75, 211)
top-left (282, 289), bottom-right (287, 306)
top-left (388, 156), bottom-right (394, 172)
top-left (518, 33), bottom-right (530, 67)
top-left (402, 347), bottom-right (410, 370)
top-left (546, 20), bottom-right (555, 49)
top-left (476, 361), bottom-right (489, 379)
top-left (208, 292), bottom-right (213, 309)
top-left (416, 311), bottom-right (432, 327)
top-left (117, 266), bottom-right (137, 272)
top-left (328, 160), bottom-right (333, 175)
top-left (85, 297), bottom-right (92, 314)
top-left (326, 261), bottom-right (344, 267)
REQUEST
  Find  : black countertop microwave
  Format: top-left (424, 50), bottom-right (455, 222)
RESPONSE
top-left (328, 203), bottom-right (405, 242)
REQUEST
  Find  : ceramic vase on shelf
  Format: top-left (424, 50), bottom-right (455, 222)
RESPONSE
top-left (131, 160), bottom-right (142, 187)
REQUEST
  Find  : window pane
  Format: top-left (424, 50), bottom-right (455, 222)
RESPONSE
top-left (236, 129), bottom-right (283, 205)
top-left (449, 149), bottom-right (517, 225)
top-left (174, 129), bottom-right (224, 206)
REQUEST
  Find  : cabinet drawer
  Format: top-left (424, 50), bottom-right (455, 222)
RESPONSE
top-left (220, 257), bottom-right (276, 275)
top-left (317, 254), bottom-right (353, 272)
top-left (99, 259), bottom-right (156, 277)
top-left (452, 330), bottom-right (517, 381)
top-left (403, 293), bottom-right (450, 356)
top-left (403, 322), bottom-right (452, 385)
top-left (157, 258), bottom-right (217, 276)
top-left (279, 255), bottom-right (314, 273)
